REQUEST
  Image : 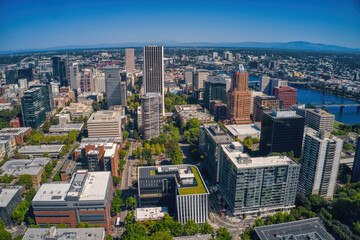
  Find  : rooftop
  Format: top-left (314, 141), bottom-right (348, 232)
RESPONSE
top-left (254, 217), bottom-right (335, 240)
top-left (18, 145), bottom-right (64, 153)
top-left (88, 110), bottom-right (122, 122)
top-left (0, 188), bottom-right (20, 208)
top-left (0, 158), bottom-right (50, 176)
top-left (135, 207), bottom-right (168, 221)
top-left (23, 227), bottom-right (105, 240)
top-left (225, 124), bottom-right (261, 137)
top-left (221, 142), bottom-right (299, 169)
top-left (202, 124), bottom-right (233, 143)
top-left (0, 127), bottom-right (31, 136)
top-left (307, 108), bottom-right (335, 117)
top-left (49, 123), bottom-right (84, 132)
top-left (33, 171), bottom-right (111, 202)
top-left (266, 109), bottom-right (303, 119)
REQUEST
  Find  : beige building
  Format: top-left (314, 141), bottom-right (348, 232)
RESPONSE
top-left (250, 91), bottom-right (265, 114)
top-left (305, 109), bottom-right (335, 132)
top-left (61, 103), bottom-right (93, 120)
top-left (87, 111), bottom-right (123, 138)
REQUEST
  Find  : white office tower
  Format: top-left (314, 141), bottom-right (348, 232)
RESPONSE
top-left (125, 48), bottom-right (135, 73)
top-left (68, 63), bottom-right (80, 90)
top-left (105, 66), bottom-right (122, 108)
top-left (260, 76), bottom-right (271, 95)
top-left (18, 78), bottom-right (27, 90)
top-left (141, 93), bottom-right (163, 140)
top-left (184, 66), bottom-right (194, 85)
top-left (144, 46), bottom-right (164, 115)
top-left (299, 130), bottom-right (343, 200)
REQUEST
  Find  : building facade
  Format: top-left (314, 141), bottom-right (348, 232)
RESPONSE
top-left (260, 110), bottom-right (305, 158)
top-left (80, 69), bottom-right (94, 92)
top-left (29, 84), bottom-right (54, 112)
top-left (144, 46), bottom-right (164, 114)
top-left (87, 111), bottom-right (123, 138)
top-left (226, 65), bottom-right (252, 124)
top-left (199, 124), bottom-right (234, 183)
top-left (105, 66), bottom-right (122, 108)
top-left (125, 48), bottom-right (135, 73)
top-left (203, 75), bottom-right (230, 109)
top-left (305, 109), bottom-right (335, 132)
top-left (273, 86), bottom-right (297, 109)
top-left (352, 136), bottom-right (360, 183)
top-left (32, 170), bottom-right (113, 231)
top-left (219, 142), bottom-right (300, 216)
top-left (141, 93), bottom-right (163, 140)
top-left (21, 88), bottom-right (47, 129)
top-left (299, 130), bottom-right (343, 200)
top-left (138, 165), bottom-right (209, 224)
top-left (253, 95), bottom-right (283, 122)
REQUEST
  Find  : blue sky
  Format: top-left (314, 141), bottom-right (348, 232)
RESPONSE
top-left (0, 0), bottom-right (360, 51)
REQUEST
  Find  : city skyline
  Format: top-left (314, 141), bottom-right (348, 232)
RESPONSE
top-left (0, 0), bottom-right (360, 52)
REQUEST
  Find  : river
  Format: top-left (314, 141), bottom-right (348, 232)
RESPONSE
top-left (248, 76), bottom-right (360, 124)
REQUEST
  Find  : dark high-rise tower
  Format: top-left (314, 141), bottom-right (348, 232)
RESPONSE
top-left (29, 84), bottom-right (53, 112)
top-left (52, 56), bottom-right (68, 87)
top-left (21, 88), bottom-right (47, 129)
top-left (144, 46), bottom-right (164, 114)
top-left (226, 65), bottom-right (252, 124)
top-left (260, 109), bottom-right (305, 158)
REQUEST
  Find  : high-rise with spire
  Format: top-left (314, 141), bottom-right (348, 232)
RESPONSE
top-left (226, 65), bottom-right (252, 124)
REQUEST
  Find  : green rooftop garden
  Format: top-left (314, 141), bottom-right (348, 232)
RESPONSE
top-left (178, 167), bottom-right (207, 195)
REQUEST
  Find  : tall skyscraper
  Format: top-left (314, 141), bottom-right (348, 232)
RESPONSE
top-left (352, 136), bottom-right (360, 183)
top-left (120, 71), bottom-right (128, 106)
top-left (125, 48), bottom-right (135, 73)
top-left (273, 86), bottom-right (297, 109)
top-left (21, 88), bottom-right (47, 129)
top-left (52, 56), bottom-right (69, 87)
top-left (80, 69), bottom-right (94, 92)
top-left (203, 75), bottom-right (230, 109)
top-left (105, 66), bottom-right (123, 108)
top-left (260, 76), bottom-right (270, 94)
top-left (193, 69), bottom-right (209, 91)
top-left (219, 142), bottom-right (300, 216)
top-left (299, 130), bottom-right (343, 200)
top-left (260, 110), bottom-right (305, 158)
top-left (141, 93), bottom-right (163, 140)
top-left (29, 84), bottom-right (53, 112)
top-left (68, 63), bottom-right (80, 90)
top-left (144, 46), bottom-right (164, 114)
top-left (226, 64), bottom-right (252, 124)
top-left (184, 66), bottom-right (194, 85)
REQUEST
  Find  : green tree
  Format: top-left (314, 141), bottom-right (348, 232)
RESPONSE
top-left (55, 223), bottom-right (69, 228)
top-left (124, 210), bottom-right (135, 224)
top-left (42, 152), bottom-right (51, 158)
top-left (150, 231), bottom-right (173, 240)
top-left (125, 197), bottom-right (137, 210)
top-left (200, 222), bottom-right (214, 234)
top-left (123, 131), bottom-right (129, 140)
top-left (42, 121), bottom-right (51, 133)
top-left (113, 176), bottom-right (121, 186)
top-left (216, 227), bottom-right (232, 240)
top-left (186, 118), bottom-right (200, 129)
top-left (170, 145), bottom-right (183, 165)
top-left (183, 220), bottom-right (200, 236)
top-left (18, 174), bottom-right (33, 189)
top-left (120, 150), bottom-right (127, 159)
top-left (0, 229), bottom-right (12, 240)
top-left (132, 150), bottom-right (138, 158)
top-left (105, 235), bottom-right (113, 240)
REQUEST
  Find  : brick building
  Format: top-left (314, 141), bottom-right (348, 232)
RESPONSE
top-left (253, 95), bottom-right (283, 122)
top-left (273, 86), bottom-right (297, 109)
top-left (32, 170), bottom-right (113, 231)
top-left (226, 65), bottom-right (252, 124)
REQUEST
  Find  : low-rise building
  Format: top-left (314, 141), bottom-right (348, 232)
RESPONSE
top-left (225, 124), bottom-right (261, 141)
top-left (0, 158), bottom-right (51, 186)
top-left (23, 227), bottom-right (106, 240)
top-left (32, 170), bottom-right (112, 231)
top-left (61, 103), bottom-right (93, 120)
top-left (254, 217), bottom-right (335, 240)
top-left (0, 187), bottom-right (22, 227)
top-left (60, 160), bottom-right (77, 181)
top-left (138, 165), bottom-right (209, 223)
top-left (135, 207), bottom-right (168, 222)
top-left (18, 145), bottom-right (64, 158)
top-left (87, 111), bottom-right (124, 138)
top-left (0, 136), bottom-right (16, 155)
top-left (174, 104), bottom-right (214, 125)
top-left (49, 123), bottom-right (84, 134)
top-left (0, 127), bottom-right (31, 144)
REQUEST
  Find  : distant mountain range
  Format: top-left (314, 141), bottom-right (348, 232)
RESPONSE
top-left (1, 41), bottom-right (359, 54)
